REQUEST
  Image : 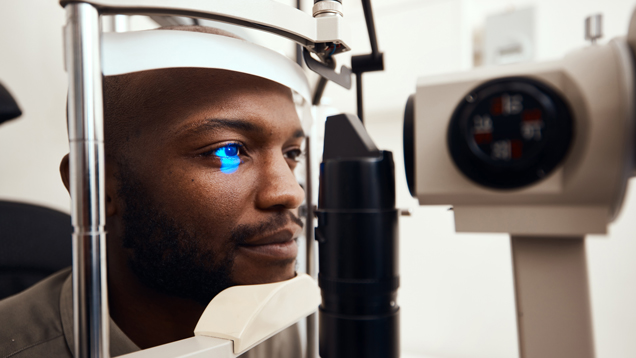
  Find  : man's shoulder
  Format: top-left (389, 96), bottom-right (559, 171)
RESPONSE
top-left (0, 268), bottom-right (73, 358)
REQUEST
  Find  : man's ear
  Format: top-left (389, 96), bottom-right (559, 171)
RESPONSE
top-left (59, 154), bottom-right (70, 192)
top-left (59, 154), bottom-right (118, 217)
top-left (104, 162), bottom-right (118, 217)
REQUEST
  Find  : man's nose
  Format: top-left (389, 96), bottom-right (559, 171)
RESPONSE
top-left (255, 153), bottom-right (305, 210)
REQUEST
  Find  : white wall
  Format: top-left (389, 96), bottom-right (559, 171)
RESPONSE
top-left (2, 1), bottom-right (636, 358)
top-left (0, 0), bottom-right (69, 212)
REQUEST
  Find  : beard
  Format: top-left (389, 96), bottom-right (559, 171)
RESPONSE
top-left (117, 164), bottom-right (303, 306)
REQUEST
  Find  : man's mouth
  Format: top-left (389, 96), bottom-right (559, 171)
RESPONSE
top-left (238, 229), bottom-right (299, 260)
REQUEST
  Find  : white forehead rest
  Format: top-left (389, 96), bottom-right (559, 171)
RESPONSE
top-left (101, 29), bottom-right (311, 103)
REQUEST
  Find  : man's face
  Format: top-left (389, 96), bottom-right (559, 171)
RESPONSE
top-left (109, 68), bottom-right (305, 304)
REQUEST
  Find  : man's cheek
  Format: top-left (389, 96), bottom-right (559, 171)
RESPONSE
top-left (172, 174), bottom-right (244, 211)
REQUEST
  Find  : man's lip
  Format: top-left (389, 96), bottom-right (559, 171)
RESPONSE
top-left (241, 229), bottom-right (297, 246)
top-left (238, 229), bottom-right (299, 259)
top-left (238, 239), bottom-right (298, 259)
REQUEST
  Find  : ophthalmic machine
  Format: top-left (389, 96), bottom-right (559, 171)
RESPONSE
top-left (403, 10), bottom-right (636, 358)
top-left (60, 0), bottom-right (636, 358)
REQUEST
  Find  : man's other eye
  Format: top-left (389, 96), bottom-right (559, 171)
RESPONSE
top-left (284, 149), bottom-right (304, 162)
top-left (213, 143), bottom-right (243, 174)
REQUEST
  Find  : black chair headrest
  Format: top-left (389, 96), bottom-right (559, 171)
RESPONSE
top-left (0, 81), bottom-right (22, 124)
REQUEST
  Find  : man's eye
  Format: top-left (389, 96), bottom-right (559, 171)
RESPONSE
top-left (211, 143), bottom-right (243, 174)
top-left (215, 144), bottom-right (241, 158)
top-left (284, 149), bottom-right (303, 162)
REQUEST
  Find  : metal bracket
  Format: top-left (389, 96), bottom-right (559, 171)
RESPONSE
top-left (59, 0), bottom-right (351, 56)
top-left (303, 48), bottom-right (352, 89)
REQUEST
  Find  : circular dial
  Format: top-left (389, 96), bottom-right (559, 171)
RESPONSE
top-left (448, 77), bottom-right (573, 189)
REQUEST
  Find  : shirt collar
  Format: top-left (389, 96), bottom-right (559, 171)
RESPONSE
top-left (59, 270), bottom-right (140, 357)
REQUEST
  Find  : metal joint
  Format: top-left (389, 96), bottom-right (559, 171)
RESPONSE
top-left (313, 1), bottom-right (343, 18)
top-left (585, 14), bottom-right (603, 44)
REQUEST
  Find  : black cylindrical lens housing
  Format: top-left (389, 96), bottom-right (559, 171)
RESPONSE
top-left (316, 149), bottom-right (400, 358)
top-left (403, 94), bottom-right (416, 197)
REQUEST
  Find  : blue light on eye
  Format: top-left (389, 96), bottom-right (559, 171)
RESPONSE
top-left (215, 145), bottom-right (241, 174)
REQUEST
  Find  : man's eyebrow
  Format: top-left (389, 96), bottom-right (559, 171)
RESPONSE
top-left (177, 118), bottom-right (265, 136)
top-left (293, 129), bottom-right (306, 138)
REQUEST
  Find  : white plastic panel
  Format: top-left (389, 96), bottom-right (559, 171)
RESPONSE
top-left (101, 29), bottom-right (311, 103)
top-left (194, 274), bottom-right (320, 355)
top-left (116, 336), bottom-right (235, 358)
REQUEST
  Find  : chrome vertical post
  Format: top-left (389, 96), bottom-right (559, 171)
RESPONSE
top-left (64, 3), bottom-right (109, 358)
top-left (304, 136), bottom-right (318, 358)
top-left (110, 14), bottom-right (130, 33)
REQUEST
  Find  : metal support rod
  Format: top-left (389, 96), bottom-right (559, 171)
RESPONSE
top-left (304, 135), bottom-right (318, 358)
top-left (295, 0), bottom-right (303, 67)
top-left (64, 3), bottom-right (109, 358)
top-left (360, 0), bottom-right (380, 58)
top-left (306, 312), bottom-right (318, 358)
top-left (351, 0), bottom-right (383, 123)
top-left (511, 236), bottom-right (595, 358)
top-left (110, 14), bottom-right (130, 32)
top-left (356, 73), bottom-right (363, 122)
top-left (312, 77), bottom-right (328, 106)
top-left (311, 55), bottom-right (336, 105)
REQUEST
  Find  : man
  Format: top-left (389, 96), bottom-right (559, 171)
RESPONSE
top-left (0, 26), bottom-right (306, 357)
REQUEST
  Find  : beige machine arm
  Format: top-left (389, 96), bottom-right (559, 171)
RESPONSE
top-left (511, 236), bottom-right (594, 358)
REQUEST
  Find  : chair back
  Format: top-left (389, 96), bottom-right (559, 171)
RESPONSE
top-left (0, 201), bottom-right (72, 299)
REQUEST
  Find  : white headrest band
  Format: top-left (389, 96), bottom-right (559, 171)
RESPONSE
top-left (101, 30), bottom-right (311, 103)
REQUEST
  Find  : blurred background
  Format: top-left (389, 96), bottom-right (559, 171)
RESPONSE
top-left (1, 0), bottom-right (635, 357)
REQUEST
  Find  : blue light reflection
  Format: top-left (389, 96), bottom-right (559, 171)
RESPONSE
top-left (215, 145), bottom-right (241, 174)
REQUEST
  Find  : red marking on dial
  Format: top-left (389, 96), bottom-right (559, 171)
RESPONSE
top-left (523, 108), bottom-right (542, 122)
top-left (491, 97), bottom-right (503, 116)
top-left (511, 140), bottom-right (523, 159)
top-left (474, 132), bottom-right (493, 144)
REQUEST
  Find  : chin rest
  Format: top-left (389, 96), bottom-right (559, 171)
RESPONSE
top-left (195, 274), bottom-right (320, 355)
top-left (117, 274), bottom-right (320, 358)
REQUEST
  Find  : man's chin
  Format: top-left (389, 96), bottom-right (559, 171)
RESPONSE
top-left (230, 256), bottom-right (298, 286)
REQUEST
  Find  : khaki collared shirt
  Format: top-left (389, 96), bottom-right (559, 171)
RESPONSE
top-left (0, 268), bottom-right (301, 358)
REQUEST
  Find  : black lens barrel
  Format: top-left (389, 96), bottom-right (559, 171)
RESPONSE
top-left (316, 114), bottom-right (399, 358)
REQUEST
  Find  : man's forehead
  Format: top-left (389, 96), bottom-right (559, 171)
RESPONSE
top-left (125, 67), bottom-right (292, 96)
top-left (106, 68), bottom-right (303, 141)
top-left (117, 68), bottom-right (290, 110)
